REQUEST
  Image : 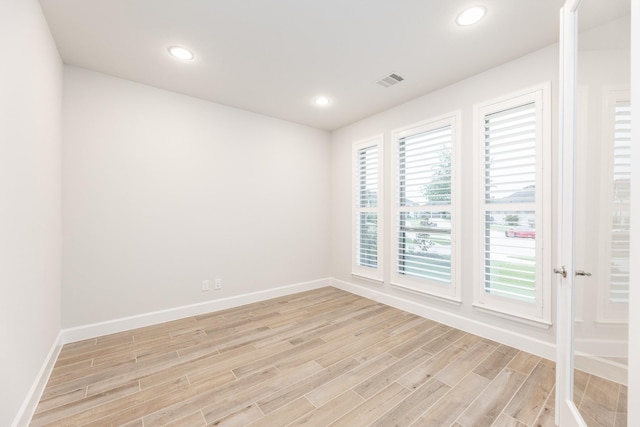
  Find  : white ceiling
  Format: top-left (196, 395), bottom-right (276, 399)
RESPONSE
top-left (40, 0), bottom-right (570, 131)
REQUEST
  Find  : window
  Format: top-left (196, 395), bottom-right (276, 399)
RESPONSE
top-left (352, 136), bottom-right (383, 281)
top-left (391, 114), bottom-right (460, 300)
top-left (473, 85), bottom-right (551, 323)
top-left (598, 91), bottom-right (630, 322)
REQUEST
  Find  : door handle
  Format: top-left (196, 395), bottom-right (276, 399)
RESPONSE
top-left (575, 270), bottom-right (591, 277)
top-left (554, 266), bottom-right (567, 278)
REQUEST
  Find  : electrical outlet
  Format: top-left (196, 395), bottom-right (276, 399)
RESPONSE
top-left (201, 280), bottom-right (210, 292)
top-left (214, 278), bottom-right (222, 290)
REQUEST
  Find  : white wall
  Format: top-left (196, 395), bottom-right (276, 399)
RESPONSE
top-left (62, 67), bottom-right (331, 328)
top-left (330, 45), bottom-right (560, 353)
top-left (0, 0), bottom-right (62, 425)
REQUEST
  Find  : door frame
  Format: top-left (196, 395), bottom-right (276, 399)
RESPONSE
top-left (556, 0), bottom-right (586, 425)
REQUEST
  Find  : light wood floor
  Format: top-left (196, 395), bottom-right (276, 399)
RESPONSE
top-left (31, 287), bottom-right (626, 426)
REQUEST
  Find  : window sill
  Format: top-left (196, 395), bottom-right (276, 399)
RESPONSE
top-left (594, 319), bottom-right (629, 327)
top-left (351, 273), bottom-right (384, 286)
top-left (472, 303), bottom-right (552, 329)
top-left (390, 281), bottom-right (462, 306)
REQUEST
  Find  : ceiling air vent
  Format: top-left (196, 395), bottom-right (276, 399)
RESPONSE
top-left (376, 73), bottom-right (405, 88)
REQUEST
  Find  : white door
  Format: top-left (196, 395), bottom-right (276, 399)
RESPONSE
top-left (557, 0), bottom-right (631, 425)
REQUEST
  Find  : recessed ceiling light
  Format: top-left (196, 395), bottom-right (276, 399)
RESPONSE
top-left (314, 96), bottom-right (330, 106)
top-left (168, 46), bottom-right (194, 60)
top-left (456, 6), bottom-right (486, 26)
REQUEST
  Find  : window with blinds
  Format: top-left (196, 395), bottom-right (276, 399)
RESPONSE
top-left (391, 115), bottom-right (459, 299)
top-left (352, 136), bottom-right (383, 280)
top-left (474, 85), bottom-right (549, 322)
top-left (609, 100), bottom-right (631, 304)
top-left (482, 102), bottom-right (537, 302)
top-left (357, 146), bottom-right (379, 268)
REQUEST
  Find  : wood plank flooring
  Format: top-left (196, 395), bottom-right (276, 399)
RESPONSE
top-left (30, 287), bottom-right (626, 426)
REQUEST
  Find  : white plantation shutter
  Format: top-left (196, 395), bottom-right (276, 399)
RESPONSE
top-left (609, 101), bottom-right (631, 303)
top-left (483, 103), bottom-right (536, 203)
top-left (482, 210), bottom-right (536, 301)
top-left (357, 145), bottom-right (379, 269)
top-left (353, 137), bottom-right (383, 280)
top-left (391, 115), bottom-right (459, 300)
top-left (398, 126), bottom-right (452, 206)
top-left (482, 102), bottom-right (537, 302)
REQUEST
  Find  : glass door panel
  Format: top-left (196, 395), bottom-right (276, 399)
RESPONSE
top-left (558, 0), bottom-right (630, 425)
top-left (574, 0), bottom-right (630, 424)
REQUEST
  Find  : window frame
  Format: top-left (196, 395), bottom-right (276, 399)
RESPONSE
top-left (472, 83), bottom-right (552, 325)
top-left (352, 135), bottom-right (384, 282)
top-left (390, 112), bottom-right (461, 301)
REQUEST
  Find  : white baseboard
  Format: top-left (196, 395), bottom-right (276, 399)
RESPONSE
top-left (61, 278), bottom-right (331, 344)
top-left (332, 278), bottom-right (628, 384)
top-left (575, 353), bottom-right (628, 385)
top-left (574, 337), bottom-right (628, 359)
top-left (331, 278), bottom-right (556, 361)
top-left (11, 332), bottom-right (63, 427)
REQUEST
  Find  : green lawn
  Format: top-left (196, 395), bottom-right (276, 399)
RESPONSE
top-left (486, 260), bottom-right (535, 301)
top-left (399, 252), bottom-right (451, 283)
top-left (427, 236), bottom-right (451, 245)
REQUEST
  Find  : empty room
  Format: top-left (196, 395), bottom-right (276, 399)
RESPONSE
top-left (2, 0), bottom-right (638, 426)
